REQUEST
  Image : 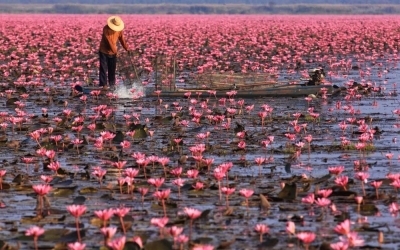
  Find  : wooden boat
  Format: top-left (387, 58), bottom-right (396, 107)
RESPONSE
top-left (146, 84), bottom-right (333, 98)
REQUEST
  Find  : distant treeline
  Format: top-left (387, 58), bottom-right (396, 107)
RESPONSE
top-left (2, 4), bottom-right (400, 14)
top-left (2, 0), bottom-right (400, 4)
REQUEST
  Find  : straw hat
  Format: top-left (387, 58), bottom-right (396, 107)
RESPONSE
top-left (107, 16), bottom-right (124, 31)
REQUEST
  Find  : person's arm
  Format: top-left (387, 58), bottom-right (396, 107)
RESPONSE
top-left (118, 31), bottom-right (129, 51)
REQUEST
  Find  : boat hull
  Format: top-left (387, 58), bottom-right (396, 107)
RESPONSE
top-left (146, 85), bottom-right (332, 98)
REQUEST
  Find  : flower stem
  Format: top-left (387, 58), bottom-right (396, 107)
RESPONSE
top-left (75, 218), bottom-right (81, 242)
top-left (162, 199), bottom-right (167, 218)
top-left (119, 216), bottom-right (126, 234)
top-left (34, 236), bottom-right (38, 250)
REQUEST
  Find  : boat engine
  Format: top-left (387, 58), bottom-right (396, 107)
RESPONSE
top-left (307, 68), bottom-right (325, 85)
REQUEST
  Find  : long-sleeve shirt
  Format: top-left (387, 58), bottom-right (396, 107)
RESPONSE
top-left (99, 25), bottom-right (128, 55)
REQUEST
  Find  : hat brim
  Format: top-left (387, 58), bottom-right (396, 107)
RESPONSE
top-left (107, 16), bottom-right (124, 32)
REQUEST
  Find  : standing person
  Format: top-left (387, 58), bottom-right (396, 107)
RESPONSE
top-left (99, 16), bottom-right (129, 89)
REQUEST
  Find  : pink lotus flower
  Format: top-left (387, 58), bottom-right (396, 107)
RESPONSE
top-left (328, 166), bottom-right (344, 176)
top-left (301, 193), bottom-right (315, 205)
top-left (100, 226), bottom-right (117, 245)
top-left (169, 225), bottom-right (184, 248)
top-left (0, 169), bottom-right (6, 190)
top-left (153, 189), bottom-right (170, 217)
top-left (339, 232), bottom-right (364, 247)
top-left (66, 204), bottom-right (87, 242)
top-left (94, 208), bottom-right (115, 227)
top-left (32, 184), bottom-right (51, 214)
top-left (132, 236), bottom-right (143, 249)
top-left (192, 245), bottom-right (214, 250)
top-left (286, 221), bottom-right (295, 236)
top-left (314, 197), bottom-right (331, 207)
top-left (330, 241), bottom-right (349, 250)
top-left (25, 226), bottom-right (45, 250)
top-left (183, 207), bottom-right (202, 239)
top-left (170, 167), bottom-right (183, 177)
top-left (92, 167), bottom-right (107, 187)
top-left (317, 189), bottom-right (332, 198)
top-left (334, 219), bottom-right (351, 235)
top-left (370, 180), bottom-right (382, 199)
top-left (297, 232), bottom-right (316, 250)
top-left (221, 187), bottom-right (235, 208)
top-left (254, 224), bottom-right (269, 242)
top-left (148, 177), bottom-right (165, 191)
top-left (389, 202), bottom-right (399, 214)
top-left (187, 169), bottom-right (199, 179)
top-left (239, 188), bottom-right (254, 212)
top-left (67, 242), bottom-right (86, 250)
top-left (107, 236), bottom-right (126, 250)
top-left (114, 207), bottom-right (130, 234)
top-left (334, 175), bottom-right (349, 191)
top-left (151, 217), bottom-right (169, 237)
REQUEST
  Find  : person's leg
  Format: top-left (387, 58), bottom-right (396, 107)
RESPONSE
top-left (99, 52), bottom-right (108, 87)
top-left (108, 55), bottom-right (117, 87)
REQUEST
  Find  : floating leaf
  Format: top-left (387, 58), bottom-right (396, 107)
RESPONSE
top-left (123, 241), bottom-right (141, 250)
top-left (90, 218), bottom-right (103, 228)
top-left (72, 196), bottom-right (86, 205)
top-left (279, 205), bottom-right (298, 212)
top-left (311, 174), bottom-right (331, 185)
top-left (360, 204), bottom-right (379, 216)
top-left (284, 162), bottom-right (291, 173)
top-left (52, 187), bottom-right (76, 197)
top-left (259, 194), bottom-right (271, 210)
top-left (278, 183), bottom-right (297, 200)
top-left (144, 239), bottom-right (173, 250)
top-left (59, 229), bottom-right (86, 243)
top-left (259, 237), bottom-right (279, 248)
top-left (12, 174), bottom-right (23, 184)
top-left (217, 238), bottom-right (236, 249)
top-left (154, 115), bottom-right (173, 124)
top-left (0, 182), bottom-right (11, 190)
top-left (112, 131), bottom-right (124, 143)
top-left (199, 209), bottom-right (211, 220)
top-left (79, 187), bottom-right (98, 194)
top-left (192, 237), bottom-right (214, 245)
top-left (6, 97), bottom-right (19, 107)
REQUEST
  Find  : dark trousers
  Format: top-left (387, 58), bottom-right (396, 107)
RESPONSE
top-left (99, 51), bottom-right (117, 87)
